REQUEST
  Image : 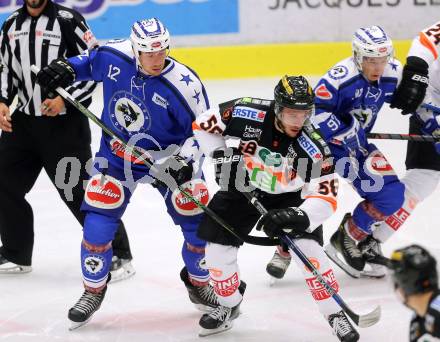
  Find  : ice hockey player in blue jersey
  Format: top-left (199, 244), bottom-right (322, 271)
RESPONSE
top-left (390, 245), bottom-right (440, 342)
top-left (36, 17), bottom-right (218, 329)
top-left (266, 26), bottom-right (406, 280)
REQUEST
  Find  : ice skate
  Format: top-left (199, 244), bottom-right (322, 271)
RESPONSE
top-left (0, 253), bottom-right (32, 274)
top-left (109, 256), bottom-right (136, 283)
top-left (328, 310), bottom-right (360, 342)
top-left (68, 274), bottom-right (111, 330)
top-left (180, 267), bottom-right (219, 312)
top-left (266, 248), bottom-right (291, 281)
top-left (325, 213), bottom-right (365, 278)
top-left (357, 236), bottom-right (387, 278)
top-left (198, 281), bottom-right (246, 337)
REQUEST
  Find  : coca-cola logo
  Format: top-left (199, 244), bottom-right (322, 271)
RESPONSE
top-left (85, 174), bottom-right (125, 209)
top-left (171, 180), bottom-right (209, 216)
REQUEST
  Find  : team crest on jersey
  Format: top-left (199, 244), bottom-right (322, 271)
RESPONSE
top-left (328, 65), bottom-right (348, 80)
top-left (109, 91), bottom-right (151, 136)
top-left (171, 179), bottom-right (209, 216)
top-left (315, 84), bottom-right (333, 100)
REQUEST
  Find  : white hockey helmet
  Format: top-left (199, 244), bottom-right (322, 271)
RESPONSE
top-left (130, 18), bottom-right (170, 58)
top-left (352, 26), bottom-right (393, 70)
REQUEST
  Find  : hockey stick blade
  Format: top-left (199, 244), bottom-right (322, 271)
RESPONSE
top-left (348, 304), bottom-right (381, 328)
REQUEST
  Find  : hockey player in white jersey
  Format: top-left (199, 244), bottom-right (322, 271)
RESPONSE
top-left (373, 21), bottom-right (440, 246)
top-left (36, 18), bottom-right (219, 329)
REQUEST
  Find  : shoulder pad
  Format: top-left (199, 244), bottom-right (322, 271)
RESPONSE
top-left (323, 58), bottom-right (359, 88)
top-left (5, 11), bottom-right (19, 22)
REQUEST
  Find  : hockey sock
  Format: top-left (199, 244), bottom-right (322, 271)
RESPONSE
top-left (291, 239), bottom-right (341, 317)
top-left (205, 242), bottom-right (242, 308)
top-left (182, 241), bottom-right (209, 285)
top-left (351, 200), bottom-right (388, 240)
top-left (81, 239), bottom-right (112, 292)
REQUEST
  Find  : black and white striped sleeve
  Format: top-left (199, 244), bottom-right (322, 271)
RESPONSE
top-left (64, 13), bottom-right (98, 103)
top-left (0, 18), bottom-right (17, 106)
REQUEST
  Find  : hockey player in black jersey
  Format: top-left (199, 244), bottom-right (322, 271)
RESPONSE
top-left (192, 76), bottom-right (360, 341)
top-left (390, 245), bottom-right (440, 341)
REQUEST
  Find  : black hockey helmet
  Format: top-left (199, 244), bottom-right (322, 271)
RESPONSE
top-left (274, 75), bottom-right (314, 112)
top-left (390, 245), bottom-right (438, 296)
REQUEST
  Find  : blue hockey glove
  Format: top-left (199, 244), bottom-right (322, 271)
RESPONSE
top-left (332, 117), bottom-right (367, 156)
top-left (422, 116), bottom-right (440, 155)
top-left (256, 207), bottom-right (310, 239)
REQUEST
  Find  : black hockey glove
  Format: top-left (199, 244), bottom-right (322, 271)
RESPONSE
top-left (256, 207), bottom-right (310, 239)
top-left (36, 58), bottom-right (76, 92)
top-left (390, 56), bottom-right (429, 115)
top-left (153, 155), bottom-right (193, 189)
top-left (211, 147), bottom-right (245, 192)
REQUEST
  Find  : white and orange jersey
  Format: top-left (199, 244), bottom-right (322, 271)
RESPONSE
top-left (408, 21), bottom-right (440, 101)
top-left (193, 97), bottom-right (338, 232)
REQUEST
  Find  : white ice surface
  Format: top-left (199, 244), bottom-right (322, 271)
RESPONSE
top-left (1, 78), bottom-right (439, 342)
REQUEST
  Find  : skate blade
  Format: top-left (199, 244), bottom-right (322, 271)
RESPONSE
top-left (360, 263), bottom-right (386, 279)
top-left (69, 317), bottom-right (92, 331)
top-left (194, 303), bottom-right (216, 312)
top-left (324, 244), bottom-right (361, 279)
top-left (0, 265), bottom-right (32, 274)
top-left (269, 276), bottom-right (277, 287)
top-left (109, 264), bottom-right (136, 283)
top-left (198, 320), bottom-right (234, 337)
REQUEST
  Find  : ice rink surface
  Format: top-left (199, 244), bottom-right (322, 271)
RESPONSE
top-left (1, 77), bottom-right (439, 342)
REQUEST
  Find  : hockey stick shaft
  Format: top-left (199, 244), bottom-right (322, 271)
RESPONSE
top-left (243, 191), bottom-right (381, 328)
top-left (367, 133), bottom-right (439, 142)
top-left (30, 65), bottom-right (276, 247)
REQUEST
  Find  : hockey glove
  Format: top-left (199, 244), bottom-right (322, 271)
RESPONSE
top-left (211, 147), bottom-right (246, 192)
top-left (36, 58), bottom-right (76, 92)
top-left (153, 155), bottom-right (193, 189)
top-left (421, 115), bottom-right (440, 155)
top-left (256, 207), bottom-right (310, 239)
top-left (332, 117), bottom-right (367, 157)
top-left (390, 56), bottom-right (429, 115)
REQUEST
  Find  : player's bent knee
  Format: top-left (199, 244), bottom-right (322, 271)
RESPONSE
top-left (83, 212), bottom-right (120, 245)
top-left (205, 243), bottom-right (238, 268)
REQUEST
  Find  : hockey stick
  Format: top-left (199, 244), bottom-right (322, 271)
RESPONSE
top-left (367, 132), bottom-right (440, 142)
top-left (30, 65), bottom-right (277, 247)
top-left (241, 191), bottom-right (381, 328)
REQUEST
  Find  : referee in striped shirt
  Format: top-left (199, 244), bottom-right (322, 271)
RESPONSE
top-left (0, 0), bottom-right (134, 280)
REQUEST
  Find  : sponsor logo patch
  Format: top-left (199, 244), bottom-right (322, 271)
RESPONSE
top-left (232, 106), bottom-right (266, 122)
top-left (304, 257), bottom-right (321, 273)
top-left (109, 138), bottom-right (151, 164)
top-left (298, 134), bottom-right (322, 161)
top-left (385, 208), bottom-right (410, 231)
top-left (306, 269), bottom-right (339, 300)
top-left (315, 84), bottom-right (333, 100)
top-left (243, 125), bottom-right (262, 139)
top-left (85, 174), bottom-right (125, 209)
top-left (212, 272), bottom-right (240, 297)
top-left (365, 151), bottom-right (395, 176)
top-left (152, 92), bottom-right (168, 109)
top-left (171, 179), bottom-right (209, 216)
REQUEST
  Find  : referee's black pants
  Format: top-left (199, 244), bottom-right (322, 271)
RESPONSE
top-left (0, 110), bottom-right (132, 266)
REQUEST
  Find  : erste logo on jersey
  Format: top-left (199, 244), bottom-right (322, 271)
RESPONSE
top-left (232, 106), bottom-right (266, 122)
top-left (328, 65), bottom-right (348, 80)
top-left (109, 91), bottom-right (151, 136)
top-left (171, 179), bottom-right (209, 216)
top-left (85, 174), bottom-right (125, 210)
top-left (298, 134), bottom-right (322, 162)
top-left (315, 84), bottom-right (333, 100)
